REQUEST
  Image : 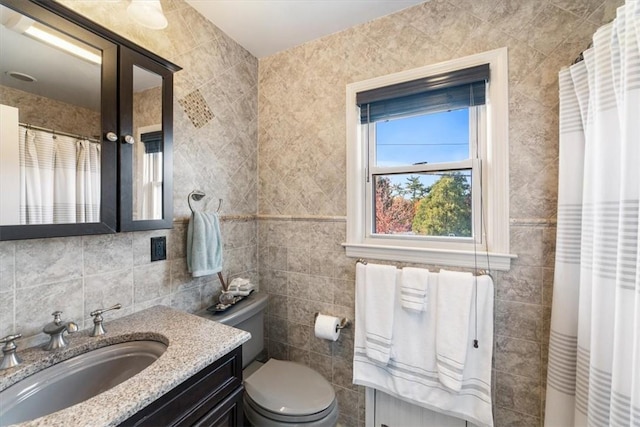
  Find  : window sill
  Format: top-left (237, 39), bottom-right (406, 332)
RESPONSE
top-left (342, 242), bottom-right (516, 271)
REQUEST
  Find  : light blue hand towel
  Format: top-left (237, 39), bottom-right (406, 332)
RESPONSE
top-left (187, 211), bottom-right (223, 277)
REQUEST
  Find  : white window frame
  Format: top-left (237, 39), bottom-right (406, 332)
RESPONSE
top-left (344, 48), bottom-right (515, 270)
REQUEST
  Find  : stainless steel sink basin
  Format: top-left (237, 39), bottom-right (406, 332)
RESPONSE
top-left (0, 340), bottom-right (167, 426)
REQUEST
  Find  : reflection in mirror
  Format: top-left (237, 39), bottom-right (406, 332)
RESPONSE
top-left (0, 4), bottom-right (102, 225)
top-left (132, 65), bottom-right (163, 221)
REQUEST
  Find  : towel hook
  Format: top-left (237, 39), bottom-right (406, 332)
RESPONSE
top-left (188, 190), bottom-right (222, 213)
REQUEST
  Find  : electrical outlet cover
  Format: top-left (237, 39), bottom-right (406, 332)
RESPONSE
top-left (151, 236), bottom-right (167, 262)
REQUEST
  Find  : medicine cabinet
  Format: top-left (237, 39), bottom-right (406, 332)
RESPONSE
top-left (0, 0), bottom-right (180, 240)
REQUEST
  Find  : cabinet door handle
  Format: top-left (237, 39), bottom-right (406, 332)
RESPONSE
top-left (106, 131), bottom-right (118, 142)
top-left (124, 135), bottom-right (135, 144)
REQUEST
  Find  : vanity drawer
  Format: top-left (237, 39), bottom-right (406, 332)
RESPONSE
top-left (193, 386), bottom-right (244, 427)
top-left (120, 346), bottom-right (243, 427)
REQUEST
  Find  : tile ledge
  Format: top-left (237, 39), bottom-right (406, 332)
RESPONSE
top-left (510, 218), bottom-right (557, 226)
top-left (174, 214), bottom-right (256, 224)
top-left (256, 214), bottom-right (346, 222)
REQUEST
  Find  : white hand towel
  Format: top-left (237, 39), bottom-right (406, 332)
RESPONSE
top-left (401, 267), bottom-right (429, 311)
top-left (357, 262), bottom-right (397, 364)
top-left (436, 269), bottom-right (475, 392)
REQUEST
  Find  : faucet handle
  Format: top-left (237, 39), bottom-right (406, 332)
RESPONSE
top-left (90, 303), bottom-right (122, 318)
top-left (0, 333), bottom-right (22, 344)
top-left (90, 303), bottom-right (122, 337)
top-left (51, 311), bottom-right (63, 323)
top-left (0, 333), bottom-right (23, 370)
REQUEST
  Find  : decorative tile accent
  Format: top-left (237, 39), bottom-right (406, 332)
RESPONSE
top-left (178, 89), bottom-right (214, 129)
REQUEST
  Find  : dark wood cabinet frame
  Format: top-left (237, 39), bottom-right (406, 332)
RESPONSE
top-left (0, 0), bottom-right (181, 241)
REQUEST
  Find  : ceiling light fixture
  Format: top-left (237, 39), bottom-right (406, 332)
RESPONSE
top-left (24, 25), bottom-right (102, 64)
top-left (127, 0), bottom-right (168, 30)
top-left (3, 12), bottom-right (102, 65)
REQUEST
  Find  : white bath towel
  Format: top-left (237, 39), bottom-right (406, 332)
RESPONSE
top-left (401, 267), bottom-right (429, 311)
top-left (355, 262), bottom-right (397, 364)
top-left (436, 269), bottom-right (475, 392)
top-left (353, 273), bottom-right (495, 427)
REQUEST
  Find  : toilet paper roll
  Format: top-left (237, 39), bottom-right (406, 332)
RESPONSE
top-left (314, 314), bottom-right (341, 341)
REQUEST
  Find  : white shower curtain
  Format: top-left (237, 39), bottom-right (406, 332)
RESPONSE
top-left (54, 134), bottom-right (78, 224)
top-left (19, 129), bottom-right (101, 224)
top-left (19, 129), bottom-right (54, 224)
top-left (76, 139), bottom-right (101, 223)
top-left (545, 1), bottom-right (640, 426)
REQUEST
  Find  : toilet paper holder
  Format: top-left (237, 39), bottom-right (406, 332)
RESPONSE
top-left (314, 312), bottom-right (351, 331)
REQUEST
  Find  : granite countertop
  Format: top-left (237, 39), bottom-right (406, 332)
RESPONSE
top-left (0, 305), bottom-right (250, 427)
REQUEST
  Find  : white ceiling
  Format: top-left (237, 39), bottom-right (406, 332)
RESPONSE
top-left (185, 0), bottom-right (426, 58)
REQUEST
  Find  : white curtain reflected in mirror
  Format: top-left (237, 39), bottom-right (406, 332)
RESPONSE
top-left (132, 65), bottom-right (163, 221)
top-left (18, 129), bottom-right (100, 224)
top-left (138, 127), bottom-right (163, 220)
top-left (0, 4), bottom-right (102, 225)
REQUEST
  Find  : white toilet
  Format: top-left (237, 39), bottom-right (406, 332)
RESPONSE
top-left (200, 293), bottom-right (339, 426)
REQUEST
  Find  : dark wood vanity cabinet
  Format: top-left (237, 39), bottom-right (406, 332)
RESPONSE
top-left (120, 346), bottom-right (244, 427)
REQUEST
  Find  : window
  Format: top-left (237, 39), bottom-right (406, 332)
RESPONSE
top-left (344, 48), bottom-right (513, 270)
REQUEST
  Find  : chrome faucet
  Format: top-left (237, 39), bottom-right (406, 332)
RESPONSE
top-left (0, 333), bottom-right (22, 370)
top-left (43, 311), bottom-right (78, 351)
top-left (90, 303), bottom-right (122, 337)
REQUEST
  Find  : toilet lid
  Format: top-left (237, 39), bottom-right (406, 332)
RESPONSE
top-left (244, 359), bottom-right (335, 416)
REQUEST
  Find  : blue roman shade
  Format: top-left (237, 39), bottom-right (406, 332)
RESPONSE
top-left (357, 64), bottom-right (490, 123)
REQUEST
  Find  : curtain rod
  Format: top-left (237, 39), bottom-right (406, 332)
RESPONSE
top-left (573, 41), bottom-right (593, 65)
top-left (19, 122), bottom-right (101, 143)
top-left (572, 15), bottom-right (616, 65)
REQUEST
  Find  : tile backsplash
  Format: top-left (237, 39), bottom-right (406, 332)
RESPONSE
top-left (0, 219), bottom-right (256, 348)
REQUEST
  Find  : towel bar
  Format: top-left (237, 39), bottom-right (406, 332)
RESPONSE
top-left (188, 190), bottom-right (222, 213)
top-left (355, 257), bottom-right (493, 280)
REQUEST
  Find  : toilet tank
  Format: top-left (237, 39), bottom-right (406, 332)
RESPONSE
top-left (209, 292), bottom-right (268, 369)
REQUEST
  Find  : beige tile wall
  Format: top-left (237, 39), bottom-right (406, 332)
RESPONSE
top-left (1, 0), bottom-right (258, 346)
top-left (0, 85), bottom-right (100, 136)
top-left (257, 0), bottom-right (624, 426)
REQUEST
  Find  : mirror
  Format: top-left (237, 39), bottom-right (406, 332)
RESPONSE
top-left (0, 4), bottom-right (103, 226)
top-left (0, 0), bottom-right (179, 240)
top-left (132, 66), bottom-right (163, 221)
top-left (118, 47), bottom-right (175, 232)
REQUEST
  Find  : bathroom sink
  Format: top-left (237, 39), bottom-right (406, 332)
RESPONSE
top-left (0, 340), bottom-right (167, 426)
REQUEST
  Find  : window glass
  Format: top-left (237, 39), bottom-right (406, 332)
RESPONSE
top-left (375, 108), bottom-right (470, 167)
top-left (373, 170), bottom-right (472, 237)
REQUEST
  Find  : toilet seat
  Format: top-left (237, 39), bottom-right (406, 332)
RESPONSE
top-left (244, 359), bottom-right (337, 423)
top-left (244, 393), bottom-right (338, 423)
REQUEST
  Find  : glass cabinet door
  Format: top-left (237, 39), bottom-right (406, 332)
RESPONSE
top-left (118, 47), bottom-right (174, 231)
top-left (0, 0), bottom-right (117, 240)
